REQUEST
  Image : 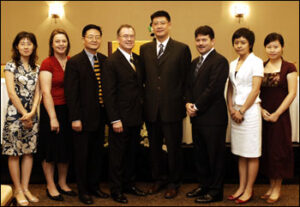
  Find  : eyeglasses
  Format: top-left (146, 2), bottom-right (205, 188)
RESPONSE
top-left (119, 35), bottom-right (135, 39)
top-left (85, 35), bottom-right (101, 40)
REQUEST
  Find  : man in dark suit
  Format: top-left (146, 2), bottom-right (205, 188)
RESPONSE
top-left (140, 10), bottom-right (191, 199)
top-left (185, 25), bottom-right (229, 203)
top-left (102, 24), bottom-right (146, 204)
top-left (64, 24), bottom-right (109, 205)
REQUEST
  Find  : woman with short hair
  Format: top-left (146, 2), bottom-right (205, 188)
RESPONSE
top-left (227, 27), bottom-right (264, 204)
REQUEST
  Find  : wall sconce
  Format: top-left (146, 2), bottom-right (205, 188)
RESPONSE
top-left (49, 2), bottom-right (64, 23)
top-left (231, 3), bottom-right (249, 23)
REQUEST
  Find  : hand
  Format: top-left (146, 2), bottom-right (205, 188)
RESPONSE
top-left (19, 112), bottom-right (33, 122)
top-left (72, 120), bottom-right (82, 132)
top-left (22, 119), bottom-right (33, 129)
top-left (261, 108), bottom-right (271, 121)
top-left (50, 118), bottom-right (60, 134)
top-left (231, 110), bottom-right (244, 124)
top-left (186, 103), bottom-right (197, 117)
top-left (267, 112), bottom-right (280, 122)
top-left (112, 121), bottom-right (123, 133)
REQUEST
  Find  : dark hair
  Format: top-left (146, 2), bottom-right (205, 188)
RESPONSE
top-left (264, 32), bottom-right (284, 47)
top-left (12, 31), bottom-right (38, 70)
top-left (82, 24), bottom-right (102, 37)
top-left (49, 28), bottom-right (71, 56)
top-left (232, 27), bottom-right (255, 52)
top-left (151, 10), bottom-right (171, 23)
top-left (117, 24), bottom-right (135, 36)
top-left (194, 25), bottom-right (215, 39)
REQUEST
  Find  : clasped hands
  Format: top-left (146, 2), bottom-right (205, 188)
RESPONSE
top-left (261, 108), bottom-right (279, 122)
top-left (230, 109), bottom-right (244, 124)
top-left (186, 103), bottom-right (197, 117)
top-left (19, 111), bottom-right (34, 129)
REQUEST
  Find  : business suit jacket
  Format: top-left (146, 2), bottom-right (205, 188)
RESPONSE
top-left (186, 49), bottom-right (229, 126)
top-left (140, 38), bottom-right (191, 122)
top-left (64, 50), bottom-right (107, 131)
top-left (102, 49), bottom-right (143, 127)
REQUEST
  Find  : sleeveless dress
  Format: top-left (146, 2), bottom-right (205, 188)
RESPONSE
top-left (2, 61), bottom-right (39, 156)
top-left (260, 59), bottom-right (296, 179)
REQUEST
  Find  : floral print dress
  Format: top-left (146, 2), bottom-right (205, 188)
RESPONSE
top-left (2, 61), bottom-right (39, 156)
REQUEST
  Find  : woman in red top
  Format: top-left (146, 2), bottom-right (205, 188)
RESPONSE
top-left (38, 29), bottom-right (76, 201)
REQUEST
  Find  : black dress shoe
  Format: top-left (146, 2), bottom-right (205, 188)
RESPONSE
top-left (79, 194), bottom-right (93, 204)
top-left (111, 193), bottom-right (128, 204)
top-left (46, 189), bottom-right (64, 201)
top-left (186, 187), bottom-right (208, 198)
top-left (124, 186), bottom-right (147, 196)
top-left (57, 185), bottom-right (77, 197)
top-left (195, 193), bottom-right (223, 203)
top-left (164, 188), bottom-right (178, 199)
top-left (90, 189), bottom-right (109, 198)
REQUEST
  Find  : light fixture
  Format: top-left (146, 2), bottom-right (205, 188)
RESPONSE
top-left (231, 3), bottom-right (249, 23)
top-left (49, 2), bottom-right (64, 23)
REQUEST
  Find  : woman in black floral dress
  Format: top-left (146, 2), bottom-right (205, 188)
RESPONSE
top-left (2, 32), bottom-right (40, 206)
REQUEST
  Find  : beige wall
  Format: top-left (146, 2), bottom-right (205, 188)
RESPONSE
top-left (1, 1), bottom-right (299, 69)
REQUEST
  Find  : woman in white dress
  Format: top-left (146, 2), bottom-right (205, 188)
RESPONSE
top-left (226, 28), bottom-right (264, 204)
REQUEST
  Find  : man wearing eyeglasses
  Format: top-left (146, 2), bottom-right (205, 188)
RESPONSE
top-left (102, 24), bottom-right (146, 204)
top-left (140, 10), bottom-right (191, 199)
top-left (64, 24), bottom-right (109, 205)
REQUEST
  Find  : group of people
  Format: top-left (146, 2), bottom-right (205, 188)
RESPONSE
top-left (1, 10), bottom-right (297, 205)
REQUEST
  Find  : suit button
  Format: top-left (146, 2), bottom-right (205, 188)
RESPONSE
top-left (157, 86), bottom-right (160, 90)
top-left (158, 76), bottom-right (161, 80)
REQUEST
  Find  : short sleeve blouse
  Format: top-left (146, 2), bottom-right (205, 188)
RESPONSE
top-left (40, 56), bottom-right (69, 105)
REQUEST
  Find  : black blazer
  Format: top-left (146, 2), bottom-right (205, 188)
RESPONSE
top-left (64, 50), bottom-right (107, 131)
top-left (140, 38), bottom-right (191, 122)
top-left (185, 49), bottom-right (229, 126)
top-left (102, 49), bottom-right (143, 127)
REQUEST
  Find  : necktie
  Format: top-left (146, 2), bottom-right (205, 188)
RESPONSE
top-left (93, 55), bottom-right (104, 106)
top-left (194, 56), bottom-right (204, 78)
top-left (130, 55), bottom-right (136, 71)
top-left (157, 43), bottom-right (164, 59)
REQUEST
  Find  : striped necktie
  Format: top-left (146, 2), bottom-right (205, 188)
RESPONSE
top-left (130, 55), bottom-right (136, 71)
top-left (194, 56), bottom-right (204, 78)
top-left (157, 43), bottom-right (164, 59)
top-left (93, 55), bottom-right (104, 106)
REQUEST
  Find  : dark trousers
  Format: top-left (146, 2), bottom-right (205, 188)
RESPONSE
top-left (109, 125), bottom-right (141, 194)
top-left (146, 115), bottom-right (183, 189)
top-left (72, 124), bottom-right (105, 195)
top-left (192, 125), bottom-right (227, 196)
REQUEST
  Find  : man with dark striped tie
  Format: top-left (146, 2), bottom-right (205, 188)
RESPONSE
top-left (64, 24), bottom-right (109, 205)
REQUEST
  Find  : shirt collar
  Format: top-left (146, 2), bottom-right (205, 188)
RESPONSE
top-left (118, 47), bottom-right (132, 62)
top-left (84, 49), bottom-right (96, 66)
top-left (201, 47), bottom-right (214, 61)
top-left (156, 36), bottom-right (170, 51)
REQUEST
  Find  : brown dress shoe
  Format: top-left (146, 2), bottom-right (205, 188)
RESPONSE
top-left (148, 183), bottom-right (163, 195)
top-left (164, 188), bottom-right (177, 199)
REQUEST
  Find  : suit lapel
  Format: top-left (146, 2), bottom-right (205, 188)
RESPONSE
top-left (116, 49), bottom-right (137, 74)
top-left (194, 49), bottom-right (216, 81)
top-left (158, 38), bottom-right (173, 66)
top-left (81, 50), bottom-right (96, 80)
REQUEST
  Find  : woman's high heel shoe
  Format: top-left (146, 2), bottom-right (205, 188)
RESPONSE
top-left (235, 192), bottom-right (254, 204)
top-left (14, 190), bottom-right (29, 206)
top-left (260, 194), bottom-right (270, 200)
top-left (227, 192), bottom-right (243, 201)
top-left (23, 189), bottom-right (39, 202)
top-left (266, 193), bottom-right (280, 204)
